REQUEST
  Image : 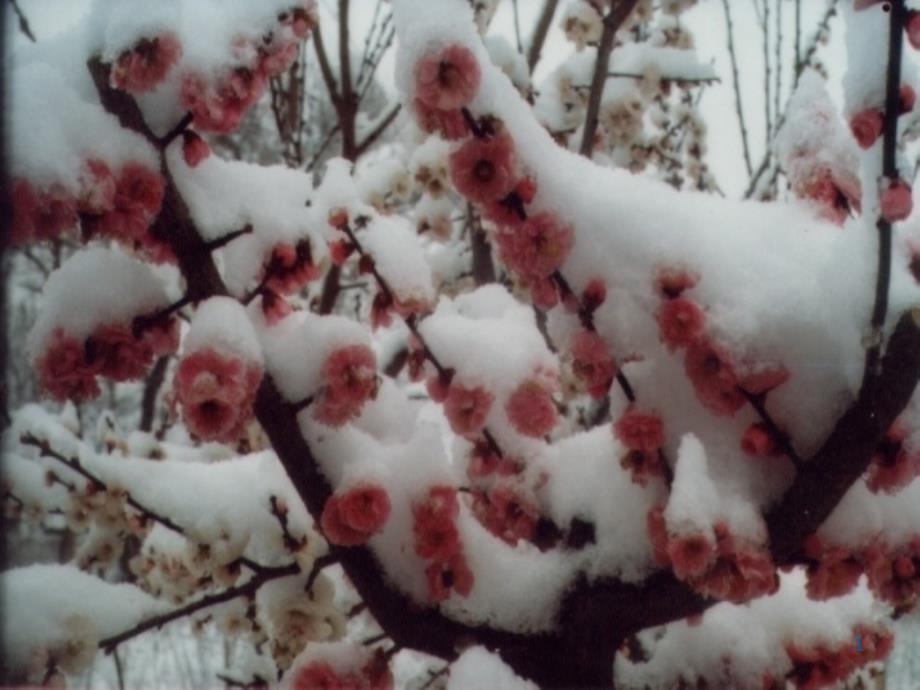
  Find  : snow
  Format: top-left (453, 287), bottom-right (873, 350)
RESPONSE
top-left (28, 247), bottom-right (171, 350)
top-left (1, 564), bottom-right (167, 679)
top-left (184, 296), bottom-right (263, 365)
top-left (447, 646), bottom-right (538, 690)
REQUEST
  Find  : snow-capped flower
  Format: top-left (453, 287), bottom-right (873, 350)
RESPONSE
top-left (182, 131), bottom-right (211, 167)
top-left (657, 297), bottom-right (705, 350)
top-left (880, 178), bottom-right (913, 223)
top-left (112, 34), bottom-right (182, 94)
top-left (615, 410), bottom-right (665, 453)
top-left (495, 212), bottom-right (574, 280)
top-left (506, 379), bottom-right (557, 437)
top-left (35, 329), bottom-right (101, 402)
top-left (684, 340), bottom-right (745, 416)
top-left (425, 552), bottom-right (474, 602)
top-left (443, 384), bottom-right (493, 437)
top-left (413, 486), bottom-right (461, 561)
top-left (449, 133), bottom-right (517, 204)
top-left (415, 44), bottom-right (481, 111)
top-left (850, 109), bottom-right (883, 149)
top-left (321, 484), bottom-right (391, 546)
top-left (314, 345), bottom-right (378, 427)
top-left (570, 330), bottom-right (616, 399)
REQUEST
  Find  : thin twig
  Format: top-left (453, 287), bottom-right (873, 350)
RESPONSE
top-left (527, 0), bottom-right (561, 74)
top-left (721, 0), bottom-right (754, 177)
top-left (9, 0), bottom-right (36, 42)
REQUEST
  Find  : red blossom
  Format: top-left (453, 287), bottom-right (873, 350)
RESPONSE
top-left (321, 484), bottom-right (391, 546)
top-left (413, 486), bottom-right (461, 561)
top-left (443, 384), bottom-right (493, 437)
top-left (657, 297), bottom-right (705, 350)
top-left (293, 661), bottom-right (352, 690)
top-left (850, 109), bottom-right (883, 149)
top-left (620, 449), bottom-right (663, 486)
top-left (260, 289), bottom-right (293, 326)
top-left (314, 345), bottom-right (378, 427)
top-left (570, 330), bottom-right (616, 399)
top-left (529, 277), bottom-right (560, 310)
top-left (174, 348), bottom-right (263, 443)
top-left (112, 34), bottom-right (182, 93)
top-left (87, 323), bottom-right (155, 382)
top-left (880, 178), bottom-right (913, 223)
top-left (10, 180), bottom-right (78, 244)
top-left (667, 533), bottom-right (716, 580)
top-left (656, 267), bottom-right (700, 299)
top-left (495, 212), bottom-right (575, 281)
top-left (506, 379), bottom-right (557, 437)
top-left (413, 99), bottom-right (469, 140)
top-left (180, 68), bottom-right (267, 133)
top-left (264, 241), bottom-right (320, 295)
top-left (415, 44), bottom-right (481, 111)
top-left (900, 83), bottom-right (917, 114)
top-left (805, 546), bottom-right (863, 601)
top-left (472, 484), bottom-right (539, 546)
top-left (866, 428), bottom-right (919, 494)
top-left (614, 410), bottom-right (664, 453)
top-left (582, 279), bottom-right (607, 313)
top-left (448, 134), bottom-right (517, 204)
top-left (684, 340), bottom-right (745, 416)
top-left (35, 329), bottom-right (101, 402)
top-left (182, 131), bottom-right (211, 167)
top-left (741, 423), bottom-right (781, 457)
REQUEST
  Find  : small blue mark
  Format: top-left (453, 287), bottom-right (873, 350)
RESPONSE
top-left (856, 634), bottom-right (863, 653)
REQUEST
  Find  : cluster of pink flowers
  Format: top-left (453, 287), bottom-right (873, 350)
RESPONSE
top-left (796, 168), bottom-right (861, 226)
top-left (866, 421), bottom-right (920, 494)
top-left (412, 486), bottom-right (474, 603)
top-left (11, 160), bottom-right (167, 260)
top-left (505, 376), bottom-right (558, 437)
top-left (648, 508), bottom-right (777, 604)
top-left (293, 656), bottom-right (393, 690)
top-left (442, 383), bottom-right (494, 437)
top-left (494, 212), bottom-right (575, 306)
top-left (174, 348), bottom-right (263, 443)
top-left (570, 330), bottom-right (617, 399)
top-left (782, 625), bottom-right (892, 690)
top-left (35, 317), bottom-right (179, 402)
top-left (471, 482), bottom-right (539, 546)
top-left (321, 483), bottom-right (391, 547)
top-left (313, 345), bottom-right (379, 427)
top-left (180, 3), bottom-right (316, 133)
top-left (414, 44), bottom-right (481, 140)
top-left (111, 34), bottom-right (182, 93)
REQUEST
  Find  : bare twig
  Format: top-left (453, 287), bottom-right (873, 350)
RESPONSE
top-left (721, 0), bottom-right (754, 177)
top-left (527, 0), bottom-right (560, 74)
top-left (579, 0), bottom-right (641, 157)
top-left (9, 0), bottom-right (36, 42)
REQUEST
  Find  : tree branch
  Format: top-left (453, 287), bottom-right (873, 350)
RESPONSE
top-left (721, 0), bottom-right (754, 178)
top-left (579, 0), bottom-right (641, 157)
top-left (526, 0), bottom-right (560, 74)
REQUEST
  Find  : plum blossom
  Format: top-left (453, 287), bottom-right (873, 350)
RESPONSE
top-left (10, 180), bottom-right (77, 245)
top-left (412, 486), bottom-right (460, 561)
top-left (181, 131), bottom-right (211, 167)
top-left (321, 484), bottom-right (391, 546)
top-left (174, 348), bottom-right (263, 443)
top-left (666, 533), bottom-right (716, 580)
top-left (656, 267), bottom-right (700, 299)
top-left (849, 109), bottom-right (883, 149)
top-left (657, 297), bottom-right (705, 350)
top-left (415, 44), bottom-right (481, 111)
top-left (111, 34), bottom-right (182, 93)
top-left (448, 133), bottom-right (517, 204)
top-left (263, 242), bottom-right (320, 295)
top-left (865, 540), bottom-right (920, 608)
top-left (880, 178), bottom-right (913, 223)
top-left (804, 539), bottom-right (863, 601)
top-left (684, 340), bottom-right (745, 416)
top-left (495, 212), bottom-right (575, 281)
top-left (34, 329), bottom-right (101, 402)
top-left (505, 379), bottom-right (557, 437)
top-left (909, 11), bottom-right (920, 51)
top-left (425, 552), bottom-right (474, 602)
top-left (443, 384), bottom-right (493, 437)
top-left (614, 410), bottom-right (664, 453)
top-left (414, 99), bottom-right (469, 140)
top-left (570, 330), bottom-right (616, 399)
top-left (313, 345), bottom-right (378, 427)
top-left (180, 68), bottom-right (267, 133)
top-left (471, 483), bottom-right (539, 546)
top-left (741, 423), bottom-right (781, 457)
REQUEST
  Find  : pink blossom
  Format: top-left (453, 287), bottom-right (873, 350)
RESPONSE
top-left (443, 384), bottom-right (493, 437)
top-left (801, 171), bottom-right (859, 225)
top-left (805, 546), bottom-right (863, 600)
top-left (142, 316), bottom-right (181, 357)
top-left (426, 375), bottom-right (451, 403)
top-left (182, 131), bottom-right (211, 167)
top-left (472, 484), bottom-right (539, 546)
top-left (329, 239), bottom-right (355, 266)
top-left (506, 379), bottom-right (557, 437)
top-left (293, 662), bottom-right (352, 690)
top-left (112, 34), bottom-right (182, 93)
top-left (467, 441), bottom-right (501, 479)
top-left (495, 212), bottom-right (575, 280)
top-left (321, 484), bottom-right (391, 546)
top-left (667, 533), bottom-right (716, 580)
top-left (264, 241), bottom-right (320, 295)
top-left (174, 349), bottom-right (263, 443)
top-left (413, 99), bottom-right (469, 140)
top-left (87, 323), bottom-right (154, 382)
top-left (614, 410), bottom-right (664, 453)
top-left (425, 552), bottom-right (474, 602)
top-left (908, 11), bottom-right (920, 51)
top-left (570, 330), bottom-right (616, 399)
top-left (314, 345), bottom-right (378, 427)
top-left (741, 423), bottom-right (781, 457)
top-left (850, 109), bottom-right (883, 149)
top-left (114, 163), bottom-right (165, 228)
top-left (684, 340), bottom-right (745, 416)
top-left (180, 68), bottom-right (267, 134)
top-left (900, 83), bottom-right (917, 114)
top-left (484, 178), bottom-right (534, 226)
top-left (413, 486), bottom-right (461, 561)
top-left (657, 297), bottom-right (705, 350)
top-left (448, 134), bottom-right (516, 204)
top-left (415, 44), bottom-right (481, 111)
top-left (35, 329), bottom-right (101, 402)
top-left (865, 541), bottom-right (920, 608)
top-left (582, 279), bottom-right (607, 313)
top-left (529, 277), bottom-right (560, 310)
top-left (880, 178), bottom-right (913, 223)
top-left (260, 290), bottom-right (292, 326)
top-left (866, 441), bottom-right (919, 494)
